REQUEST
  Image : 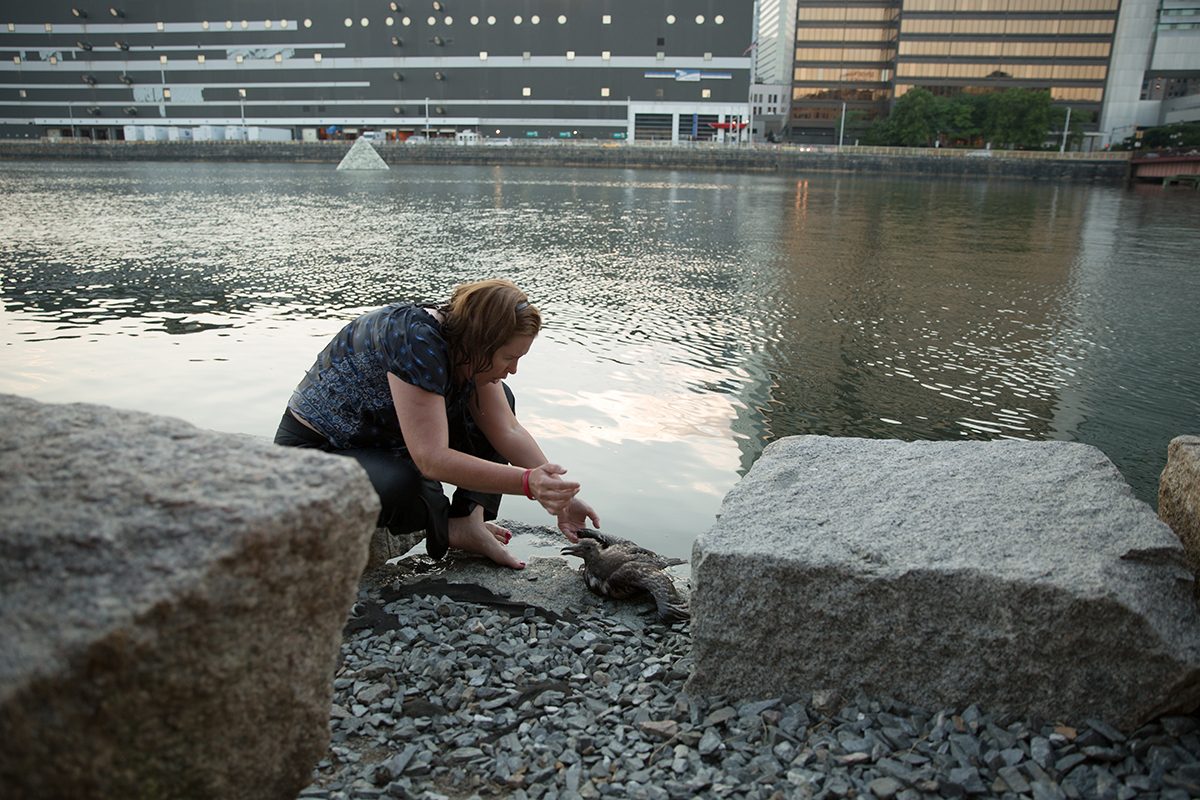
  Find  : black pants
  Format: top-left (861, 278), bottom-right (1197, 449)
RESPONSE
top-left (273, 384), bottom-right (514, 559)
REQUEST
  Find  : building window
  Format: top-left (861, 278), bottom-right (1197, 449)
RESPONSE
top-left (314, 53), bottom-right (323, 62)
top-left (479, 51), bottom-right (488, 60)
top-left (656, 88), bottom-right (664, 98)
top-left (657, 51), bottom-right (665, 61)
top-left (603, 15), bottom-right (612, 24)
top-left (202, 21), bottom-right (209, 30)
top-left (274, 53), bottom-right (283, 62)
top-left (156, 21), bottom-right (164, 31)
top-left (235, 54), bottom-right (244, 63)
top-left (160, 55), bottom-right (168, 64)
top-left (566, 50), bottom-right (575, 60)
top-left (602, 50), bottom-right (611, 61)
top-left (601, 87), bottom-right (610, 97)
top-left (197, 55), bottom-right (205, 64)
top-left (49, 55), bottom-right (58, 64)
top-left (19, 88), bottom-right (27, 97)
top-left (523, 87), bottom-right (532, 96)
top-left (238, 88), bottom-right (246, 98)
top-left (11, 55), bottom-right (20, 64)
top-left (702, 88), bottom-right (711, 98)
top-left (523, 51), bottom-right (531, 61)
top-left (704, 52), bottom-right (712, 61)
top-left (163, 88), bottom-right (171, 99)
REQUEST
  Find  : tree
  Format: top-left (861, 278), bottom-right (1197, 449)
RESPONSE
top-left (888, 88), bottom-right (942, 146)
top-left (977, 89), bottom-right (1053, 149)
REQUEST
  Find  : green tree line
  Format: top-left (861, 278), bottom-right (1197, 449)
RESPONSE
top-left (862, 87), bottom-right (1092, 150)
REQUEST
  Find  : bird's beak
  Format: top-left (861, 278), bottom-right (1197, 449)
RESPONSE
top-left (561, 543), bottom-right (584, 557)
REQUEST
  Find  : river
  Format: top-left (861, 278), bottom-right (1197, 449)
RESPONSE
top-left (1, 160), bottom-right (1197, 560)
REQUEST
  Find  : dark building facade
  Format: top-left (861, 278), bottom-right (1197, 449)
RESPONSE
top-left (0, 1), bottom-right (753, 141)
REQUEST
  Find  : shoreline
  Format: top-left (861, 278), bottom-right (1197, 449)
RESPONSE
top-left (0, 139), bottom-right (1132, 184)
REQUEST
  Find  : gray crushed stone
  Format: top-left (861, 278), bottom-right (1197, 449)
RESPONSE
top-left (302, 555), bottom-right (1200, 800)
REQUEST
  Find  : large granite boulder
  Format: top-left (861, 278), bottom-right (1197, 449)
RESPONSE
top-left (688, 435), bottom-right (1200, 731)
top-left (0, 394), bottom-right (379, 799)
top-left (1160, 435), bottom-right (1200, 568)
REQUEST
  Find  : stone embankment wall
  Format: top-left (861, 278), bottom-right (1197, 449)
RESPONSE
top-left (0, 139), bottom-right (1132, 183)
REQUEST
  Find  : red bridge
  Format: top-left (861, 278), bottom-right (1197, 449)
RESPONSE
top-left (1131, 152), bottom-right (1200, 188)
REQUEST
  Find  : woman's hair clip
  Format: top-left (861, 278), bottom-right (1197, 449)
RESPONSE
top-left (515, 301), bottom-right (529, 312)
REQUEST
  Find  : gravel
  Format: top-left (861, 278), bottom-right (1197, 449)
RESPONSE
top-left (301, 556), bottom-right (1200, 800)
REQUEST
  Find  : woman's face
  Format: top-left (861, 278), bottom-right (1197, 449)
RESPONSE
top-left (475, 334), bottom-right (535, 384)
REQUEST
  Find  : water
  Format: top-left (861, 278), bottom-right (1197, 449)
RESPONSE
top-left (2, 160), bottom-right (1197, 561)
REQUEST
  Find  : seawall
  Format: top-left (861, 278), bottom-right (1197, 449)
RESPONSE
top-left (0, 139), bottom-right (1132, 183)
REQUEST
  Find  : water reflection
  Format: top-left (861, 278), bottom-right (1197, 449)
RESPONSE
top-left (1, 160), bottom-right (1197, 560)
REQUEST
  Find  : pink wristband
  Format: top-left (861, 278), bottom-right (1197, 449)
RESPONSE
top-left (521, 468), bottom-right (535, 500)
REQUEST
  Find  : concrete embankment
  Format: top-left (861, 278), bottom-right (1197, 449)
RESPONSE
top-left (0, 139), bottom-right (1131, 183)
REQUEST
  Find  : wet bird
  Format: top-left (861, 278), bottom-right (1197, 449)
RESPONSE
top-left (561, 529), bottom-right (690, 622)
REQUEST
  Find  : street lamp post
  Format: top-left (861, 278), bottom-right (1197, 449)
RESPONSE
top-left (1059, 106), bottom-right (1071, 153)
top-left (838, 101), bottom-right (846, 148)
top-left (425, 97), bottom-right (429, 138)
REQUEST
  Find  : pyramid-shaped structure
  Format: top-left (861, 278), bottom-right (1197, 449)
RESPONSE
top-left (336, 138), bottom-right (389, 171)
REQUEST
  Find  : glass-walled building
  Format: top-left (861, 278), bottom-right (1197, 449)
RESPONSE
top-left (789, 0), bottom-right (900, 142)
top-left (776, 0), bottom-right (1122, 144)
top-left (895, 0), bottom-right (1116, 106)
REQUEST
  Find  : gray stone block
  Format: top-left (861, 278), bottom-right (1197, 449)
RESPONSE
top-left (1160, 435), bottom-right (1200, 568)
top-left (0, 394), bottom-right (379, 799)
top-left (687, 435), bottom-right (1200, 730)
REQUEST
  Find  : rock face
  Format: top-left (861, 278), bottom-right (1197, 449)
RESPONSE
top-left (335, 137), bottom-right (389, 170)
top-left (688, 435), bottom-right (1200, 731)
top-left (0, 394), bottom-right (379, 799)
top-left (1160, 435), bottom-right (1200, 568)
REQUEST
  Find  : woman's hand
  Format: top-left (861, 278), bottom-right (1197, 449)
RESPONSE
top-left (526, 463), bottom-right (580, 516)
top-left (556, 497), bottom-right (600, 542)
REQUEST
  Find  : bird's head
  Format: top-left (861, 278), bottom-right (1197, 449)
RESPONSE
top-left (561, 539), bottom-right (601, 561)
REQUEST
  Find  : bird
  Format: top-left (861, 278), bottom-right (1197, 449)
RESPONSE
top-left (561, 529), bottom-right (690, 622)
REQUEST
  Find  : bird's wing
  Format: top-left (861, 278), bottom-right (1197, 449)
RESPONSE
top-left (609, 564), bottom-right (690, 623)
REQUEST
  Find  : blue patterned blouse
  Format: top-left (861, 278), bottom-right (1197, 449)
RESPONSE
top-left (287, 304), bottom-right (470, 450)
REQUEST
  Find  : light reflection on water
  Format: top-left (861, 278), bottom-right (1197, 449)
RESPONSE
top-left (2, 160), bottom-right (1198, 561)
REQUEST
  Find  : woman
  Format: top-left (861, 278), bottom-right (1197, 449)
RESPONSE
top-left (274, 279), bottom-right (599, 569)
